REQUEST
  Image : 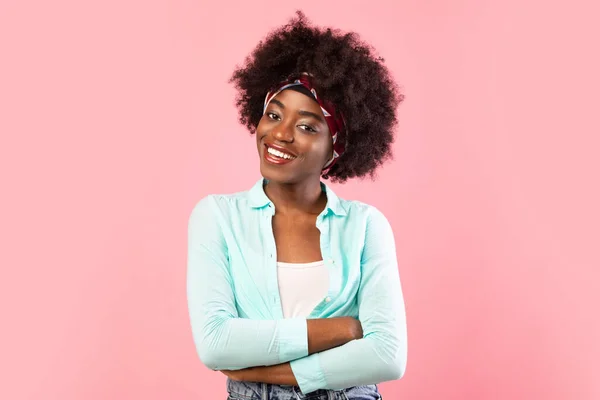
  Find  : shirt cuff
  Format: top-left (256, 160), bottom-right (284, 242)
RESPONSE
top-left (278, 317), bottom-right (309, 362)
top-left (290, 353), bottom-right (327, 394)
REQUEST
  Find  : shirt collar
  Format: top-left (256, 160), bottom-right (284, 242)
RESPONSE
top-left (248, 178), bottom-right (347, 216)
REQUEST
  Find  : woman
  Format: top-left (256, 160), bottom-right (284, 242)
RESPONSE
top-left (187, 11), bottom-right (407, 400)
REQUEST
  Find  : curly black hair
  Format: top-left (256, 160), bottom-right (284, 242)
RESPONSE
top-left (229, 10), bottom-right (404, 183)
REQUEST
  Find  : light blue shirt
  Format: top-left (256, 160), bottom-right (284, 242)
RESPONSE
top-left (187, 178), bottom-right (407, 394)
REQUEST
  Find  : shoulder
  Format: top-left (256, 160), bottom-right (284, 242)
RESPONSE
top-left (339, 197), bottom-right (389, 221)
top-left (193, 190), bottom-right (248, 209)
top-left (336, 198), bottom-right (394, 243)
top-left (189, 188), bottom-right (252, 221)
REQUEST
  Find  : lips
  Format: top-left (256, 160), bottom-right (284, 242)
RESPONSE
top-left (263, 142), bottom-right (297, 165)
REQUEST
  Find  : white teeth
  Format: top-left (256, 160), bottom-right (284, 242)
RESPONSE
top-left (267, 146), bottom-right (295, 160)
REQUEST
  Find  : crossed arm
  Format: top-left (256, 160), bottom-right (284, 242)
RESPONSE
top-left (187, 197), bottom-right (407, 394)
top-left (218, 317), bottom-right (364, 385)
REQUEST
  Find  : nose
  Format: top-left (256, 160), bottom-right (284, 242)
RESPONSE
top-left (272, 122), bottom-right (294, 143)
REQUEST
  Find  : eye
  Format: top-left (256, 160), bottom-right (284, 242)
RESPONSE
top-left (266, 112), bottom-right (280, 121)
top-left (298, 124), bottom-right (317, 133)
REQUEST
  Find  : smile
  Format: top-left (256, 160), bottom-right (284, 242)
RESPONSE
top-left (267, 145), bottom-right (296, 160)
top-left (263, 143), bottom-right (297, 165)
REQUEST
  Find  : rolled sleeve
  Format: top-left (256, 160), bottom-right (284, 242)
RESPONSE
top-left (290, 353), bottom-right (327, 394)
top-left (278, 317), bottom-right (309, 362)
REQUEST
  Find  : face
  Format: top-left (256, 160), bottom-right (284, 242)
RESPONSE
top-left (256, 89), bottom-right (333, 184)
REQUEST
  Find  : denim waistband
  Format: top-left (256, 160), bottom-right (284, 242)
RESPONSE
top-left (226, 378), bottom-right (381, 400)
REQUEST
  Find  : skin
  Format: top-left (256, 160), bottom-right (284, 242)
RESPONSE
top-left (258, 89), bottom-right (334, 177)
top-left (220, 89), bottom-right (362, 386)
top-left (259, 89), bottom-right (333, 263)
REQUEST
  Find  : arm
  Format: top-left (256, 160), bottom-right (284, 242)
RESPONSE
top-left (222, 362), bottom-right (298, 386)
top-left (307, 317), bottom-right (362, 354)
top-left (187, 196), bottom-right (362, 370)
top-left (221, 317), bottom-right (364, 381)
top-left (288, 207), bottom-right (408, 394)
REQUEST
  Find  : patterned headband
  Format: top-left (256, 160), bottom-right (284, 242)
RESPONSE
top-left (262, 72), bottom-right (346, 173)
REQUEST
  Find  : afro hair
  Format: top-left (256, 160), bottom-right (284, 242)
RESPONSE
top-left (229, 10), bottom-right (404, 183)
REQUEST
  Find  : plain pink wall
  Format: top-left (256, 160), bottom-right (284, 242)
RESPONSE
top-left (1, 1), bottom-right (599, 399)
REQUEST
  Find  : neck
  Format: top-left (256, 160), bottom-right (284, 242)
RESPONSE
top-left (263, 178), bottom-right (327, 215)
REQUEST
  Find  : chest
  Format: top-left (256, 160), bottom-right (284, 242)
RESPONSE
top-left (221, 208), bottom-right (365, 318)
top-left (271, 213), bottom-right (322, 263)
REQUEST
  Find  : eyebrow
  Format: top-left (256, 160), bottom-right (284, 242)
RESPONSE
top-left (269, 99), bottom-right (325, 123)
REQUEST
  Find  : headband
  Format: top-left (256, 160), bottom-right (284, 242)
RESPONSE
top-left (262, 73), bottom-right (346, 173)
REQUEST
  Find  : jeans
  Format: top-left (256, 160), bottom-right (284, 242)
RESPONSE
top-left (226, 377), bottom-right (382, 400)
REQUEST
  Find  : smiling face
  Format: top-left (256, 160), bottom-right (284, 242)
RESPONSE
top-left (256, 89), bottom-right (333, 184)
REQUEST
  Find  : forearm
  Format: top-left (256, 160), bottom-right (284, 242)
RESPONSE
top-left (307, 316), bottom-right (361, 354)
top-left (193, 315), bottom-right (307, 370)
top-left (196, 315), bottom-right (360, 371)
top-left (229, 362), bottom-right (298, 386)
top-left (292, 332), bottom-right (406, 392)
top-left (225, 330), bottom-right (405, 391)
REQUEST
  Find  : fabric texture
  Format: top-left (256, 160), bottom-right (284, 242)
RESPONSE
top-left (187, 178), bottom-right (407, 394)
top-left (226, 377), bottom-right (382, 400)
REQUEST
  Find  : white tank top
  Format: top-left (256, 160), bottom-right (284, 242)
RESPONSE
top-left (276, 260), bottom-right (329, 318)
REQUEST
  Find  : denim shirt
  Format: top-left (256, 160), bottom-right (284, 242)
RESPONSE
top-left (187, 178), bottom-right (407, 394)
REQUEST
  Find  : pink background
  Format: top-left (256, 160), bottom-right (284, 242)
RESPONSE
top-left (1, 1), bottom-right (599, 399)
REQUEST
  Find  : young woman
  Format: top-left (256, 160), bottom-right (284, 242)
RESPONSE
top-left (188, 11), bottom-right (407, 400)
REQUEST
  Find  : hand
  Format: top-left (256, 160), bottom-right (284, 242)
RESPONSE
top-left (220, 368), bottom-right (248, 381)
top-left (220, 363), bottom-right (297, 386)
top-left (347, 316), bottom-right (364, 340)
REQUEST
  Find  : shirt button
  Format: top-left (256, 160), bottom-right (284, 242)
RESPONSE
top-left (325, 296), bottom-right (331, 303)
